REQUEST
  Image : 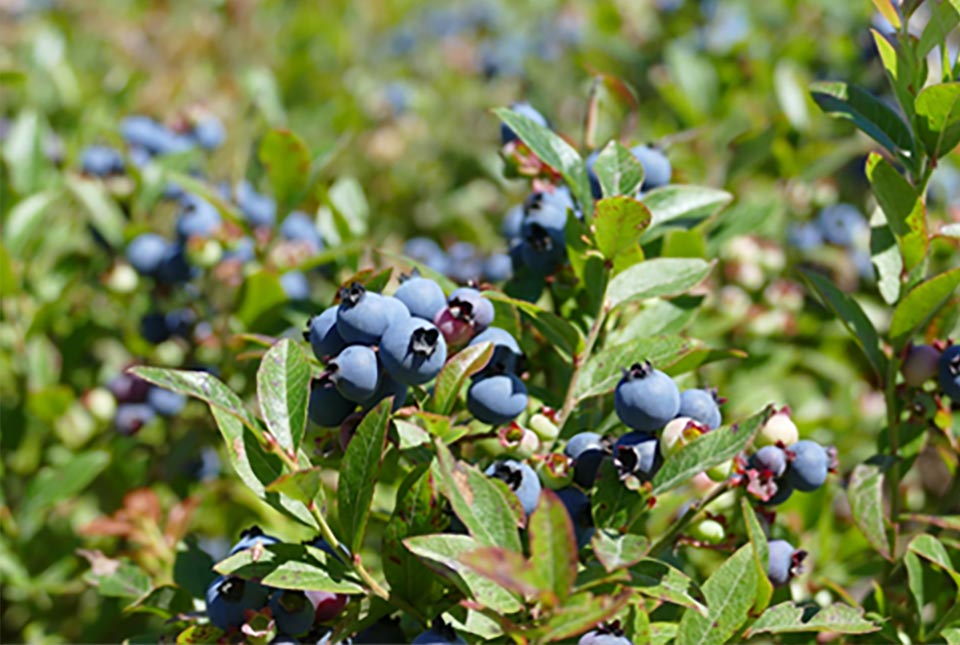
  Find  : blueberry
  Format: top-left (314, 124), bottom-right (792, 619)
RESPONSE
top-left (522, 189), bottom-right (573, 238)
top-left (165, 308), bottom-right (196, 338)
top-left (586, 150), bottom-right (603, 199)
top-left (156, 243), bottom-right (194, 284)
top-left (269, 590), bottom-right (315, 637)
top-left (140, 312), bottom-right (171, 344)
top-left (306, 307), bottom-right (346, 360)
top-left (787, 223), bottom-right (824, 251)
top-left (380, 317), bottom-right (447, 385)
top-left (108, 373), bottom-right (151, 403)
top-left (281, 271), bottom-right (311, 301)
top-left (467, 373), bottom-right (528, 425)
top-left (381, 295), bottom-right (412, 327)
top-left (229, 526), bottom-right (281, 555)
top-left (817, 203), bottom-right (867, 247)
top-left (280, 211), bottom-right (324, 253)
top-left (412, 622), bottom-right (467, 645)
top-left (354, 617), bottom-right (405, 644)
top-left (448, 287), bottom-right (495, 332)
top-left (114, 403), bottom-right (156, 435)
top-left (191, 116), bottom-right (226, 150)
top-left (750, 445), bottom-right (788, 478)
top-left (205, 575), bottom-right (271, 631)
top-left (500, 101), bottom-right (548, 145)
top-left (469, 327), bottom-right (522, 374)
top-left (126, 233), bottom-right (170, 277)
top-left (564, 431), bottom-right (609, 488)
top-left (308, 377), bottom-right (357, 427)
top-left (938, 345), bottom-right (960, 400)
top-left (176, 195), bottom-right (221, 240)
top-left (225, 236), bottom-right (256, 263)
top-left (329, 345), bottom-right (381, 403)
top-left (336, 283), bottom-right (389, 345)
top-left (762, 478), bottom-right (794, 506)
top-left (483, 252), bottom-right (514, 282)
top-left (613, 432), bottom-right (662, 481)
top-left (305, 589), bottom-right (349, 624)
top-left (120, 115), bottom-right (183, 155)
top-left (446, 242), bottom-right (483, 284)
top-left (631, 144), bottom-right (671, 191)
top-left (502, 204), bottom-right (524, 240)
top-left (614, 362), bottom-right (680, 431)
top-left (485, 459), bottom-right (541, 515)
top-left (786, 440), bottom-right (829, 492)
top-left (235, 181), bottom-right (276, 228)
top-left (394, 273), bottom-right (447, 321)
top-left (767, 539), bottom-right (805, 587)
top-left (81, 145), bottom-right (124, 177)
top-left (579, 624), bottom-right (632, 645)
top-left (556, 487), bottom-right (595, 549)
top-left (404, 237), bottom-right (450, 275)
top-left (677, 388), bottom-right (722, 430)
top-left (147, 386), bottom-right (186, 416)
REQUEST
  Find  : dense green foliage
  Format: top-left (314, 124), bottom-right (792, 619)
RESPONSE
top-left (2, 0), bottom-right (959, 643)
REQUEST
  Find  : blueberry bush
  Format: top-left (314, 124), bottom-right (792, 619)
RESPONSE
top-left (2, 0), bottom-right (960, 643)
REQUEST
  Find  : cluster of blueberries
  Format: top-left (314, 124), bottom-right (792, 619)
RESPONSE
top-left (787, 203), bottom-right (873, 280)
top-left (498, 103), bottom-right (672, 286)
top-left (902, 342), bottom-right (960, 401)
top-left (106, 372), bottom-right (186, 436)
top-left (305, 276), bottom-right (527, 431)
top-left (403, 238), bottom-right (513, 285)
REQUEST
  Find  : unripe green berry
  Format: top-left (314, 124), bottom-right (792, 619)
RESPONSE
top-left (689, 518), bottom-right (725, 545)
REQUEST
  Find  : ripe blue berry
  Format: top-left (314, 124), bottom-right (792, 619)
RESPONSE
top-left (140, 312), bottom-right (171, 344)
top-left (763, 479), bottom-right (794, 506)
top-left (767, 539), bottom-right (805, 587)
top-left (902, 344), bottom-right (940, 387)
top-left (126, 233), bottom-right (170, 277)
top-left (485, 459), bottom-right (541, 516)
top-left (394, 274), bottom-right (447, 321)
top-left (614, 362), bottom-right (680, 431)
top-left (336, 283), bottom-right (390, 345)
top-left (235, 180), bottom-right (276, 228)
top-left (467, 373), bottom-right (528, 425)
top-left (613, 432), bottom-right (662, 481)
top-left (81, 145), bottom-right (124, 177)
top-left (269, 590), bottom-right (315, 637)
top-left (381, 295), bottom-right (412, 327)
top-left (564, 432), bottom-right (609, 488)
top-left (556, 487), bottom-right (595, 549)
top-left (380, 317), bottom-right (447, 385)
top-left (329, 345), bottom-right (381, 403)
top-left (205, 575), bottom-right (270, 631)
top-left (229, 526), bottom-right (280, 555)
top-left (308, 377), bottom-right (357, 427)
top-left (157, 243), bottom-right (194, 284)
top-left (483, 252), bottom-right (514, 282)
top-left (191, 116), bottom-right (226, 150)
top-left (306, 307), bottom-right (347, 360)
top-left (817, 203), bottom-right (867, 247)
top-left (632, 144), bottom-right (671, 191)
top-left (500, 101), bottom-right (548, 145)
top-left (176, 195), bottom-right (221, 240)
top-left (502, 204), bottom-right (524, 239)
top-left (404, 237), bottom-right (450, 275)
top-left (469, 327), bottom-right (523, 374)
top-left (446, 242), bottom-right (483, 284)
top-left (412, 623), bottom-right (467, 645)
top-left (280, 211), bottom-right (324, 252)
top-left (579, 624), bottom-right (632, 645)
top-left (108, 373), bottom-right (151, 403)
top-left (786, 440), bottom-right (830, 492)
top-left (147, 387), bottom-right (186, 416)
top-left (448, 288), bottom-right (495, 332)
top-left (114, 403), bottom-right (156, 435)
top-left (281, 271), bottom-right (311, 301)
top-left (750, 446), bottom-right (787, 478)
top-left (678, 388), bottom-right (722, 429)
top-left (939, 345), bottom-right (960, 400)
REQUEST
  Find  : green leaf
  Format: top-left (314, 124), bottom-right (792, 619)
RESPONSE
top-left (889, 267), bottom-right (960, 349)
top-left (493, 106), bottom-right (593, 211)
top-left (870, 209), bottom-right (902, 305)
top-left (629, 558), bottom-right (708, 615)
top-left (403, 534), bottom-right (523, 614)
top-left (865, 152), bottom-right (927, 271)
top-left (593, 196), bottom-right (652, 261)
top-left (2, 110), bottom-right (50, 194)
top-left (871, 30), bottom-right (916, 124)
top-left (457, 546), bottom-right (542, 599)
top-left (584, 75), bottom-right (637, 150)
top-left (338, 399), bottom-right (391, 554)
top-left (257, 339), bottom-right (310, 456)
top-left (429, 341), bottom-right (494, 416)
top-left (747, 602), bottom-right (879, 635)
top-left (432, 441), bottom-right (522, 552)
top-left (848, 460), bottom-right (892, 561)
top-left (258, 128), bottom-right (311, 211)
top-left (177, 625), bottom-right (225, 644)
top-left (485, 291), bottom-right (582, 360)
top-left (638, 185), bottom-right (733, 241)
top-left (534, 590), bottom-right (634, 642)
top-left (215, 543), bottom-right (363, 593)
top-left (173, 539), bottom-right (216, 599)
top-left (810, 81), bottom-right (916, 158)
top-left (236, 270), bottom-right (288, 328)
top-left (265, 467), bottom-right (323, 506)
top-left (575, 336), bottom-right (693, 400)
top-left (20, 450), bottom-right (110, 520)
top-left (909, 534), bottom-right (960, 588)
top-left (163, 171), bottom-right (246, 227)
top-left (126, 585), bottom-right (195, 619)
top-left (917, 1), bottom-right (960, 58)
top-left (741, 498), bottom-right (774, 614)
top-left (905, 550), bottom-right (925, 623)
top-left (592, 140), bottom-right (644, 198)
top-left (4, 191), bottom-right (60, 256)
top-left (528, 490), bottom-right (578, 604)
top-left (800, 269), bottom-right (886, 378)
top-left (327, 176), bottom-right (369, 240)
top-left (652, 406), bottom-right (772, 495)
top-left (676, 545), bottom-right (759, 645)
top-left (590, 459), bottom-right (645, 532)
top-left (79, 551), bottom-right (152, 599)
top-left (592, 530), bottom-right (649, 573)
top-left (915, 82), bottom-right (960, 160)
top-left (66, 175), bottom-right (125, 248)
top-left (870, 0), bottom-right (900, 29)
top-left (605, 258), bottom-right (712, 310)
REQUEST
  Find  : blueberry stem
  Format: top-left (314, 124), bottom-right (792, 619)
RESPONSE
top-left (648, 482), bottom-right (732, 557)
top-left (556, 304), bottom-right (608, 431)
top-left (883, 350), bottom-right (901, 559)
